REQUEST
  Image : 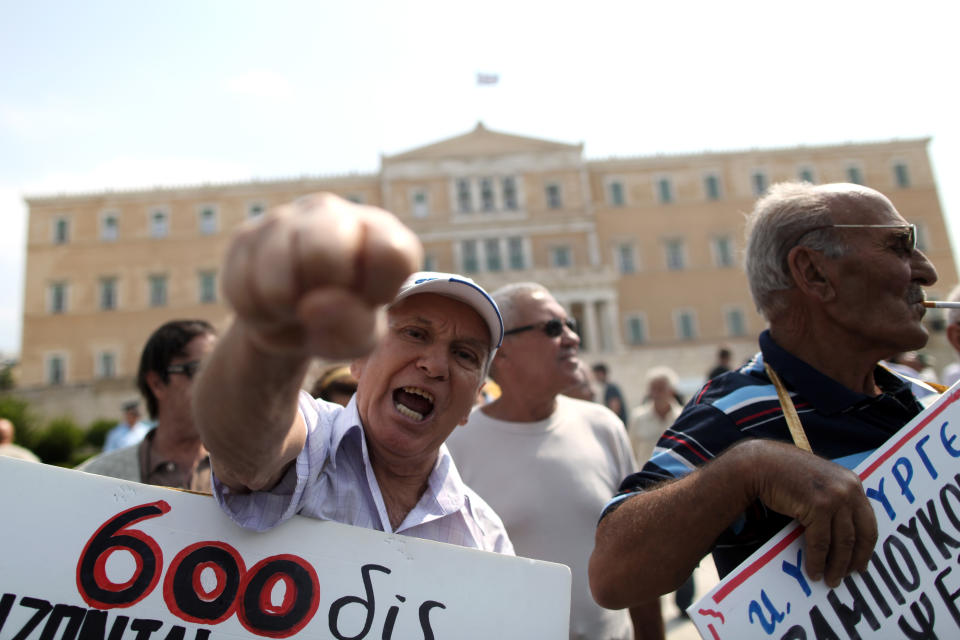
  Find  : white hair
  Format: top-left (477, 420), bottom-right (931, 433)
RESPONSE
top-left (644, 365), bottom-right (678, 390)
top-left (744, 182), bottom-right (859, 318)
top-left (490, 282), bottom-right (551, 329)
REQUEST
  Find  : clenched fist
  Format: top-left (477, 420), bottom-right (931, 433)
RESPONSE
top-left (222, 193), bottom-right (423, 360)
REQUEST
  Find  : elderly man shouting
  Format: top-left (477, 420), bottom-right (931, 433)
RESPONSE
top-left (193, 193), bottom-right (511, 553)
top-left (590, 182), bottom-right (940, 610)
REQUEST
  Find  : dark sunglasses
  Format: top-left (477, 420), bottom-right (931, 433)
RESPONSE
top-left (166, 360), bottom-right (201, 379)
top-left (504, 317), bottom-right (577, 338)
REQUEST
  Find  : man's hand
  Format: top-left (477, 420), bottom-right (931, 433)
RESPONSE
top-left (744, 439), bottom-right (879, 588)
top-left (590, 438), bottom-right (879, 609)
top-left (222, 193), bottom-right (423, 360)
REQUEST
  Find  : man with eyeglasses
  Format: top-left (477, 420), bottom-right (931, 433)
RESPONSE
top-left (590, 182), bottom-right (941, 615)
top-left (445, 283), bottom-right (657, 639)
top-left (78, 319), bottom-right (217, 492)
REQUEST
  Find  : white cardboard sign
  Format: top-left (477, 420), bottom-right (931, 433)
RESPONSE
top-left (0, 459), bottom-right (570, 639)
top-left (690, 384), bottom-right (960, 639)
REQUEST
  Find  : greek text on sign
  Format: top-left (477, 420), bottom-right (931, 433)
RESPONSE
top-left (689, 384), bottom-right (960, 639)
top-left (0, 458), bottom-right (570, 639)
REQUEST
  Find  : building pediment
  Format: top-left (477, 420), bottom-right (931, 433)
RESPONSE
top-left (383, 122), bottom-right (582, 164)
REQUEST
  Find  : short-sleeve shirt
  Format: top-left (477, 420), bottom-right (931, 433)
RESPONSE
top-left (213, 392), bottom-right (513, 554)
top-left (600, 330), bottom-right (928, 578)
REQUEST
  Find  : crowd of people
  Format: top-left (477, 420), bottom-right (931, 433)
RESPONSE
top-left (1, 181), bottom-right (955, 639)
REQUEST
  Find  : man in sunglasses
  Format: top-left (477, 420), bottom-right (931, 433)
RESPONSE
top-left (446, 283), bottom-right (658, 639)
top-left (590, 182), bottom-right (940, 614)
top-left (78, 319), bottom-right (217, 492)
top-left (192, 194), bottom-right (511, 553)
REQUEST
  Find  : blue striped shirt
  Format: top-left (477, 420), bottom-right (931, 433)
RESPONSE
top-left (601, 330), bottom-right (927, 578)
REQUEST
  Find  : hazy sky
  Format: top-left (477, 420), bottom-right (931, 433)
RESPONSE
top-left (2, 0), bottom-right (958, 355)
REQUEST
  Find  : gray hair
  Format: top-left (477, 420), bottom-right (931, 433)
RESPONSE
top-left (644, 365), bottom-right (678, 390)
top-left (490, 282), bottom-right (551, 329)
top-left (948, 285), bottom-right (960, 326)
top-left (744, 182), bottom-right (854, 318)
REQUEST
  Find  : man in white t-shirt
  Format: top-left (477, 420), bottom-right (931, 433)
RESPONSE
top-left (446, 282), bottom-right (661, 640)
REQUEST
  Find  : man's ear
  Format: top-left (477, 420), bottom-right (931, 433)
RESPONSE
top-left (947, 323), bottom-right (960, 355)
top-left (786, 245), bottom-right (836, 302)
top-left (350, 358), bottom-right (365, 381)
top-left (145, 370), bottom-right (166, 399)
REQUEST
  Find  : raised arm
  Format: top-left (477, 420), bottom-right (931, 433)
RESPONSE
top-left (589, 439), bottom-right (877, 609)
top-left (193, 193), bottom-right (422, 491)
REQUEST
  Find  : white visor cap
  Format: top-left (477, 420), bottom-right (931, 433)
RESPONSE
top-left (391, 272), bottom-right (504, 365)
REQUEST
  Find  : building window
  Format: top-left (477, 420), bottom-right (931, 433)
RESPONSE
top-left (149, 275), bottom-right (168, 307)
top-left (502, 177), bottom-right (518, 210)
top-left (99, 277), bottom-right (117, 311)
top-left (608, 181), bottom-right (625, 206)
top-left (97, 351), bottom-right (116, 379)
top-left (480, 179), bottom-right (496, 212)
top-left (675, 310), bottom-right (697, 340)
top-left (894, 162), bottom-right (910, 188)
top-left (198, 206), bottom-right (218, 235)
top-left (484, 238), bottom-right (503, 272)
top-left (461, 240), bottom-right (479, 273)
top-left (150, 209), bottom-right (169, 238)
top-left (53, 217), bottom-right (70, 244)
top-left (550, 245), bottom-right (572, 268)
top-left (48, 282), bottom-right (68, 314)
top-left (545, 183), bottom-right (563, 210)
top-left (704, 174), bottom-right (722, 201)
top-left (665, 238), bottom-right (686, 270)
top-left (751, 171), bottom-right (768, 196)
top-left (798, 166), bottom-right (816, 183)
top-left (456, 179), bottom-right (473, 213)
top-left (846, 164), bottom-right (864, 185)
top-left (101, 213), bottom-right (119, 241)
top-left (508, 236), bottom-right (525, 270)
top-left (726, 308), bottom-right (746, 337)
top-left (656, 177), bottom-right (674, 204)
top-left (625, 315), bottom-right (647, 345)
top-left (411, 190), bottom-right (429, 218)
top-left (46, 355), bottom-right (65, 385)
top-left (198, 271), bottom-right (217, 304)
top-left (616, 243), bottom-right (637, 274)
top-left (713, 236), bottom-right (735, 268)
top-left (248, 202), bottom-right (265, 219)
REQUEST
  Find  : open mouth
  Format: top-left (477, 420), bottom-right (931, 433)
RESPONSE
top-left (393, 386), bottom-right (435, 421)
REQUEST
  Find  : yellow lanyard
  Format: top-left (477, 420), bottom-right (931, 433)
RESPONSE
top-left (763, 362), bottom-right (813, 453)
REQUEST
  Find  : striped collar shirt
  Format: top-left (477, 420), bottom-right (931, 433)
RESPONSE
top-left (601, 329), bottom-right (927, 577)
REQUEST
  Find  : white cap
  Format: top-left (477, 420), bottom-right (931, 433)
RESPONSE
top-left (391, 272), bottom-right (503, 363)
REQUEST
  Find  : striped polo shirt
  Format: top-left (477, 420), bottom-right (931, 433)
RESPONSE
top-left (601, 329), bottom-right (927, 578)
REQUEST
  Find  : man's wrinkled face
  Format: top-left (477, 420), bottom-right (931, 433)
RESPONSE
top-left (501, 291), bottom-right (581, 398)
top-left (352, 293), bottom-right (489, 468)
top-left (821, 190), bottom-right (937, 356)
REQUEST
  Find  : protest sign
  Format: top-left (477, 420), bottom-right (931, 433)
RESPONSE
top-left (0, 458), bottom-right (570, 639)
top-left (689, 384), bottom-right (960, 639)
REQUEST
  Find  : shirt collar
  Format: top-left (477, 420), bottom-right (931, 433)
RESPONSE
top-left (325, 395), bottom-right (468, 521)
top-left (758, 329), bottom-right (914, 415)
top-left (327, 395), bottom-right (363, 469)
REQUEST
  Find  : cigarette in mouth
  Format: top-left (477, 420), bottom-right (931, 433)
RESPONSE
top-left (923, 301), bottom-right (960, 309)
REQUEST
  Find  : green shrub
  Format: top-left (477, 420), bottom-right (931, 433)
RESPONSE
top-left (0, 394), bottom-right (42, 451)
top-left (33, 417), bottom-right (85, 466)
top-left (85, 418), bottom-right (116, 449)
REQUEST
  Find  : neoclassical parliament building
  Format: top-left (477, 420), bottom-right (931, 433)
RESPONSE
top-left (19, 124), bottom-right (959, 419)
